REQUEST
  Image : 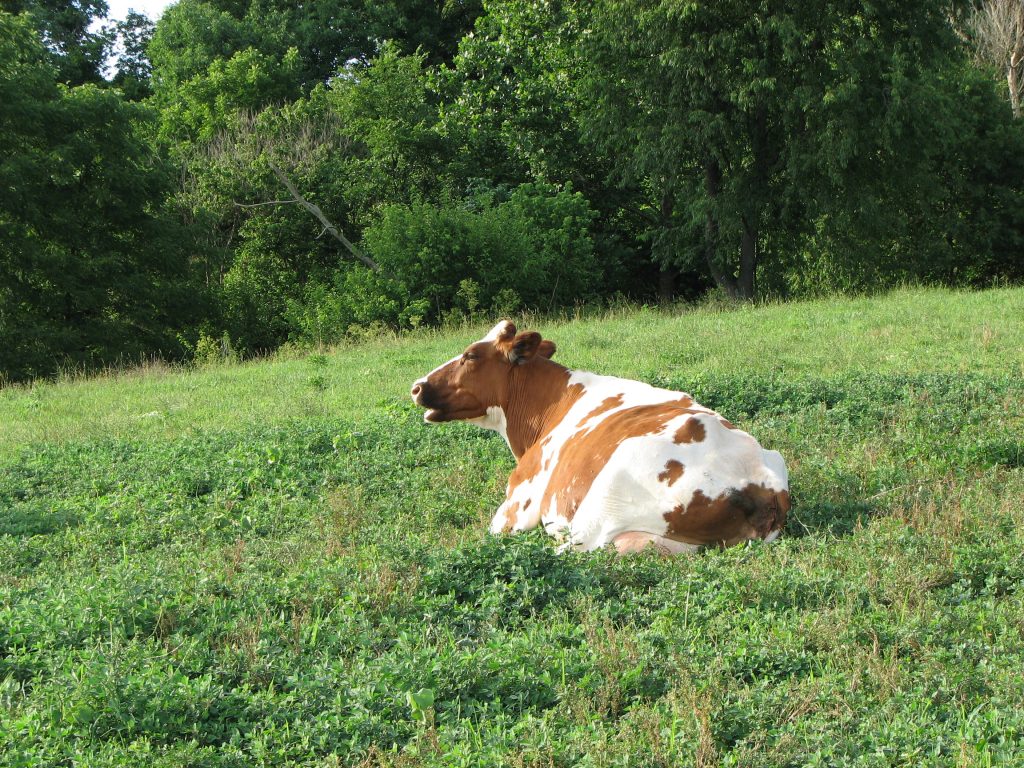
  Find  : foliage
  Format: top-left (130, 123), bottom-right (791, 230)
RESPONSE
top-left (1, 291), bottom-right (1024, 764)
top-left (776, 60), bottom-right (1024, 294)
top-left (2, 0), bottom-right (1024, 378)
top-left (0, 11), bottom-right (204, 382)
top-left (4, 0), bottom-right (112, 85)
top-left (359, 183), bottom-right (600, 326)
top-left (111, 10), bottom-right (154, 100)
top-left (584, 0), bottom-right (979, 299)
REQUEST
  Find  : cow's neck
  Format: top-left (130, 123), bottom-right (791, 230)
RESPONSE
top-left (503, 360), bottom-right (577, 459)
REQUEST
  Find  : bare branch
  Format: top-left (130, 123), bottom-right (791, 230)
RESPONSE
top-left (234, 200), bottom-right (298, 209)
top-left (267, 161), bottom-right (380, 271)
top-left (971, 0), bottom-right (1024, 118)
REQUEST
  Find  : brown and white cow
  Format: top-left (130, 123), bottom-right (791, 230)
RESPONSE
top-left (410, 320), bottom-right (790, 554)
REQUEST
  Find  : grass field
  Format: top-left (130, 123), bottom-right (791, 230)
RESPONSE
top-left (2, 286), bottom-right (1023, 766)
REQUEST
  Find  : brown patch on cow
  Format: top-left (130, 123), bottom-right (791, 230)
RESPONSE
top-left (673, 395), bottom-right (695, 408)
top-left (719, 418), bottom-right (736, 429)
top-left (674, 416), bottom-right (706, 444)
top-left (505, 378), bottom-right (584, 497)
top-left (663, 483), bottom-right (788, 547)
top-left (540, 402), bottom-right (703, 523)
top-left (502, 501), bottom-right (520, 532)
top-left (776, 489), bottom-right (791, 519)
top-left (657, 459), bottom-right (685, 487)
top-left (523, 499), bottom-right (531, 510)
top-left (505, 372), bottom-right (583, 458)
top-left (576, 394), bottom-right (625, 427)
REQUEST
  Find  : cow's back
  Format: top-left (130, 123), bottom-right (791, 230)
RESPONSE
top-left (502, 372), bottom-right (790, 550)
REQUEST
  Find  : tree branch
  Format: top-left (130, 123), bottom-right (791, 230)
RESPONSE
top-left (266, 160), bottom-right (380, 271)
top-left (234, 200), bottom-right (298, 209)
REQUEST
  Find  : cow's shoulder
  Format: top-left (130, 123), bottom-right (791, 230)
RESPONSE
top-left (564, 371), bottom-right (708, 431)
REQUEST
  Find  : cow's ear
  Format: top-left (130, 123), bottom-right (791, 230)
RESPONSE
top-left (508, 331), bottom-right (542, 364)
top-left (486, 320), bottom-right (517, 343)
top-left (538, 340), bottom-right (556, 359)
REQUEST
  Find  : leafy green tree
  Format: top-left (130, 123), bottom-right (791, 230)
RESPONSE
top-left (1, 0), bottom-right (111, 84)
top-left (369, 0), bottom-right (484, 65)
top-left (175, 45), bottom-right (451, 350)
top-left (111, 10), bottom-right (154, 100)
top-left (327, 43), bottom-right (450, 228)
top-left (585, 0), bottom-right (966, 299)
top-left (148, 0), bottom-right (484, 125)
top-left (440, 0), bottom-right (649, 297)
top-left (0, 11), bottom-right (204, 381)
top-left (787, 62), bottom-right (1024, 292)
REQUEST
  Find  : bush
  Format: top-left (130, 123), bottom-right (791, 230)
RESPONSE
top-left (282, 183), bottom-right (601, 345)
top-left (362, 182), bottom-right (600, 323)
top-left (284, 268), bottom-right (408, 346)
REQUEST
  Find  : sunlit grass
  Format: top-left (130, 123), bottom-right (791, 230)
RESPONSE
top-left (2, 286), bottom-right (1021, 460)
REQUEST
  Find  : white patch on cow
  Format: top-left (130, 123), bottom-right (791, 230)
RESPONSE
top-left (483, 320), bottom-right (514, 341)
top-left (489, 505), bottom-right (511, 534)
top-left (469, 405), bottom-right (508, 444)
top-left (763, 529), bottom-right (782, 543)
top-left (761, 448), bottom-right (789, 487)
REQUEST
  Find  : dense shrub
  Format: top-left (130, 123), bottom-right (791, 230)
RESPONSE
top-left (365, 183), bottom-right (600, 320)
top-left (283, 183), bottom-right (601, 345)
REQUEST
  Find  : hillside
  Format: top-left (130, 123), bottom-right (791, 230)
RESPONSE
top-left (2, 287), bottom-right (1023, 766)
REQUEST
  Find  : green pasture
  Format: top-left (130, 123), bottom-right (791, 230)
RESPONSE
top-left (1, 287), bottom-right (1023, 766)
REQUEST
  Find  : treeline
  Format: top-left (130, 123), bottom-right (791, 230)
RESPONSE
top-left (1, 1), bottom-right (1022, 381)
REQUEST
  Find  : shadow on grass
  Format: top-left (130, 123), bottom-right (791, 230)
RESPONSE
top-left (786, 497), bottom-right (876, 540)
top-left (784, 472), bottom-right (878, 540)
top-left (0, 504), bottom-right (80, 537)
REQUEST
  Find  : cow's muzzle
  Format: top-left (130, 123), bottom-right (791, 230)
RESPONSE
top-left (411, 381), bottom-right (445, 422)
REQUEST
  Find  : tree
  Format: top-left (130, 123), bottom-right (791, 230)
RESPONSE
top-left (968, 0), bottom-right (1024, 118)
top-left (1, 0), bottom-right (112, 84)
top-left (585, 0), bottom-right (962, 300)
top-left (175, 44), bottom-right (451, 349)
top-left (111, 10), bottom-right (154, 100)
top-left (440, 0), bottom-right (650, 298)
top-left (0, 11), bottom-right (204, 381)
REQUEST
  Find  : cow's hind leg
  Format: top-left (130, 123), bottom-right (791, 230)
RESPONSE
top-left (613, 532), bottom-right (701, 556)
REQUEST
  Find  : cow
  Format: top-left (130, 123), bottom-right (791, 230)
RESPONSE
top-left (410, 320), bottom-right (790, 554)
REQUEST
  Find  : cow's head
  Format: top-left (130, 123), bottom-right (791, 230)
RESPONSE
top-left (411, 320), bottom-right (556, 424)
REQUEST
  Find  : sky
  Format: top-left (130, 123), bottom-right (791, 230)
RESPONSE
top-left (106, 0), bottom-right (176, 22)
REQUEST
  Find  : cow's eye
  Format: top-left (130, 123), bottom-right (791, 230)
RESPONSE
top-left (463, 352), bottom-right (477, 362)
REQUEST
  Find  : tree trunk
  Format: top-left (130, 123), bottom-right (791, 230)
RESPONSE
top-left (1012, 4), bottom-right (1023, 119)
top-left (658, 190), bottom-right (675, 303)
top-left (703, 159), bottom-right (738, 298)
top-left (738, 215), bottom-right (757, 300)
top-left (658, 266), bottom-right (675, 304)
top-left (1010, 54), bottom-right (1021, 119)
